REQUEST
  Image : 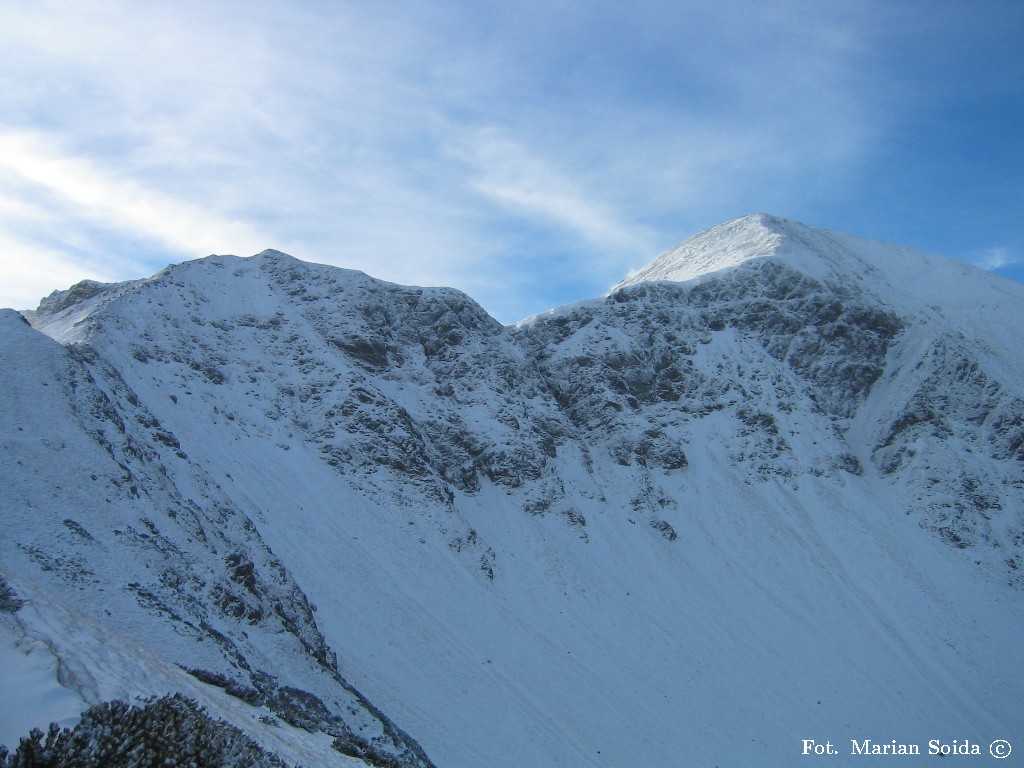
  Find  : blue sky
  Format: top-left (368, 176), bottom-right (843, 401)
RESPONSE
top-left (1, 0), bottom-right (1022, 323)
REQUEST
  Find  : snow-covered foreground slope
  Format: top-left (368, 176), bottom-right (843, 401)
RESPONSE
top-left (0, 305), bottom-right (432, 767)
top-left (4, 215), bottom-right (1024, 766)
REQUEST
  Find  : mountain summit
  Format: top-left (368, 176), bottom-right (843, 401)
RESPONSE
top-left (618, 213), bottom-right (1024, 363)
top-left (621, 212), bottom-right (1005, 298)
top-left (3, 217), bottom-right (1023, 766)
top-left (617, 213), bottom-right (799, 285)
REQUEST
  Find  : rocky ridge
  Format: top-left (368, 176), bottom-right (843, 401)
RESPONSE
top-left (3, 214), bottom-right (1024, 766)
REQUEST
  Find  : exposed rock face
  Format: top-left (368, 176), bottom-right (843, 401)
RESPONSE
top-left (4, 216), bottom-right (1024, 767)
top-left (1, 305), bottom-right (435, 768)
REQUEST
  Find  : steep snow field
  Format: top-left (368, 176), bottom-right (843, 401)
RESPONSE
top-left (3, 215), bottom-right (1023, 766)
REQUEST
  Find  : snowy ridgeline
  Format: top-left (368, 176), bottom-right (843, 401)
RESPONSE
top-left (2, 214), bottom-right (1024, 767)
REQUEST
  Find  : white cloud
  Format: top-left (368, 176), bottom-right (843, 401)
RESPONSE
top-left (0, 132), bottom-right (271, 257)
top-left (971, 246), bottom-right (1021, 272)
top-left (0, 231), bottom-right (114, 310)
top-left (457, 129), bottom-right (657, 258)
top-left (1, 1), bottom-right (1018, 321)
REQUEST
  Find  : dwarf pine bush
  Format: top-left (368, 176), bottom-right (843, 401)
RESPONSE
top-left (0, 694), bottom-right (287, 768)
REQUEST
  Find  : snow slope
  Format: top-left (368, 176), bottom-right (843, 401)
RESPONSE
top-left (3, 218), bottom-right (1024, 766)
top-left (617, 213), bottom-right (1024, 365)
top-left (0, 303), bottom-right (432, 767)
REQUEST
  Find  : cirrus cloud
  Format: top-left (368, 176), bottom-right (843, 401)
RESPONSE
top-left (0, 0), bottom-right (1021, 322)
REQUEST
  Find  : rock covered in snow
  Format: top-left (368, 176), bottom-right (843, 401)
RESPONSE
top-left (3, 216), bottom-right (1024, 767)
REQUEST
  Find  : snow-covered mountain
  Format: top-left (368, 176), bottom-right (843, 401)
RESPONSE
top-left (3, 213), bottom-right (1023, 766)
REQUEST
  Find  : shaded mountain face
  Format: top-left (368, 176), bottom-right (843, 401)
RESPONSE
top-left (3, 216), bottom-right (1024, 766)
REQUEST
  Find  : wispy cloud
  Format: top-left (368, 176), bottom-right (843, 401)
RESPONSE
top-left (1, 1), bottom-right (1021, 322)
top-left (0, 233), bottom-right (108, 311)
top-left (970, 246), bottom-right (1022, 272)
top-left (457, 128), bottom-right (658, 256)
top-left (0, 132), bottom-right (270, 256)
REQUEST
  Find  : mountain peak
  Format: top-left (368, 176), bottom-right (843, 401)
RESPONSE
top-left (613, 215), bottom-right (1024, 371)
top-left (252, 248), bottom-right (297, 262)
top-left (615, 213), bottom-right (819, 289)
